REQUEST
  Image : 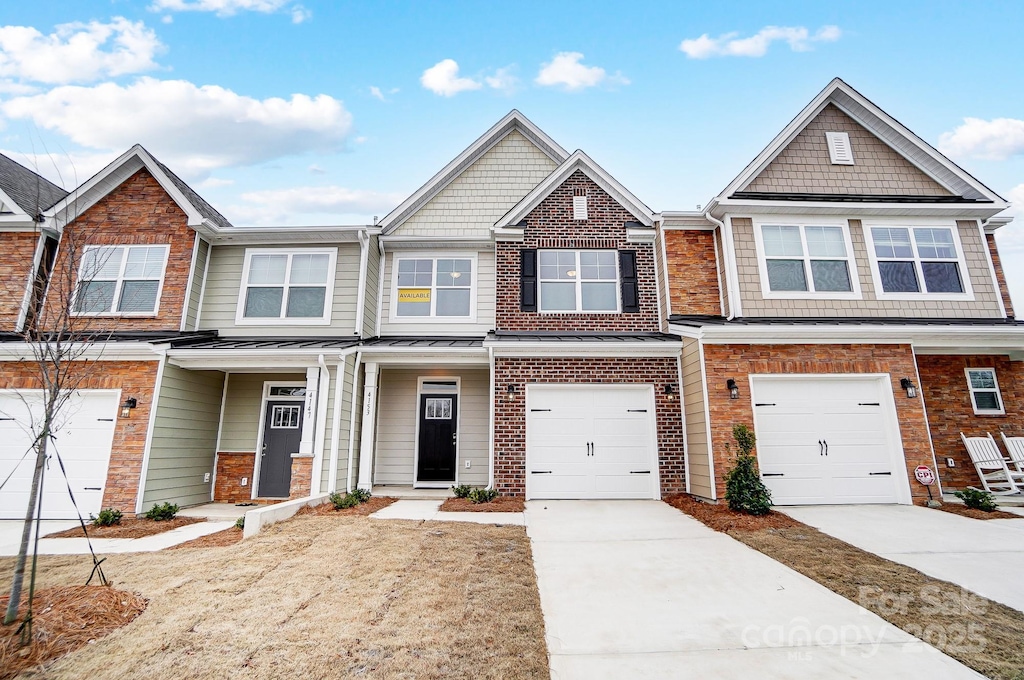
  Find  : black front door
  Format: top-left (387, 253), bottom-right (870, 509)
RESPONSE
top-left (258, 400), bottom-right (303, 497)
top-left (417, 393), bottom-right (458, 483)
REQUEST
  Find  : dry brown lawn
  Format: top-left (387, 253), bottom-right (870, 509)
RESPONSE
top-left (439, 497), bottom-right (525, 513)
top-left (45, 517), bottom-right (203, 540)
top-left (0, 515), bottom-right (549, 679)
top-left (934, 503), bottom-right (1023, 520)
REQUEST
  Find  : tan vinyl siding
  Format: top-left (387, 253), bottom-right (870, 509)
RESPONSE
top-left (218, 373), bottom-right (305, 452)
top-left (682, 338), bottom-right (713, 498)
top-left (185, 238), bottom-right (209, 331)
top-left (732, 217), bottom-right (1003, 318)
top-left (362, 236), bottom-right (380, 337)
top-left (198, 244), bottom-right (362, 336)
top-left (374, 368), bottom-right (489, 486)
top-left (349, 363), bottom-right (365, 490)
top-left (379, 249), bottom-right (495, 336)
top-left (744, 104), bottom-right (953, 196)
top-left (143, 365), bottom-right (224, 507)
top-left (397, 130), bottom-right (558, 238)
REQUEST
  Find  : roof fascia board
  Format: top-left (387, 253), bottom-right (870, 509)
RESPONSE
top-left (196, 222), bottom-right (376, 244)
top-left (0, 186), bottom-right (30, 218)
top-left (0, 342), bottom-right (162, 361)
top-left (709, 197), bottom-right (1006, 220)
top-left (379, 235), bottom-right (494, 250)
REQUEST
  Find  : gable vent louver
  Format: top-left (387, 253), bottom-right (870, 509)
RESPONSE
top-left (826, 131), bottom-right (854, 165)
top-left (572, 189), bottom-right (588, 220)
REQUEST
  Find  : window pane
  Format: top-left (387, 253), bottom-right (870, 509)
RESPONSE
top-left (117, 280), bottom-right (159, 312)
top-left (581, 282), bottom-right (617, 311)
top-left (968, 370), bottom-right (996, 390)
top-left (766, 260), bottom-right (807, 291)
top-left (762, 226), bottom-right (803, 257)
top-left (973, 391), bottom-right (1000, 411)
top-left (81, 247), bottom-right (124, 279)
top-left (289, 254), bottom-right (330, 284)
top-left (124, 246), bottom-right (164, 278)
top-left (921, 262), bottom-right (963, 293)
top-left (436, 289), bottom-right (470, 316)
top-left (436, 259), bottom-right (472, 287)
top-left (871, 228), bottom-right (914, 259)
top-left (75, 281), bottom-right (115, 313)
top-left (248, 254), bottom-right (287, 284)
top-left (397, 259), bottom-right (433, 287)
top-left (914, 228), bottom-right (957, 259)
top-left (244, 287), bottom-right (283, 317)
top-left (540, 282), bottom-right (576, 310)
top-left (580, 251), bottom-right (617, 280)
top-left (805, 226), bottom-right (847, 257)
top-left (285, 286), bottom-right (326, 317)
top-left (397, 295), bottom-right (431, 316)
top-left (810, 260), bottom-right (852, 292)
top-left (878, 261), bottom-right (919, 293)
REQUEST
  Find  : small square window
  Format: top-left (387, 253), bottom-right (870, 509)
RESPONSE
top-left (966, 368), bottom-right (1004, 415)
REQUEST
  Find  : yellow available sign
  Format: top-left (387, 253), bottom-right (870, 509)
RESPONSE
top-left (398, 288), bottom-right (431, 303)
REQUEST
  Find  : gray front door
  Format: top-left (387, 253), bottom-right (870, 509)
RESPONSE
top-left (258, 400), bottom-right (303, 497)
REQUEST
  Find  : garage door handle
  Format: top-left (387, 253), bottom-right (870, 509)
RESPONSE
top-left (84, 487), bottom-right (102, 491)
top-left (869, 472), bottom-right (892, 476)
top-left (531, 470), bottom-right (553, 474)
top-left (823, 440), bottom-right (828, 456)
top-left (762, 473), bottom-right (784, 477)
top-left (530, 409), bottom-right (552, 412)
top-left (629, 470), bottom-right (651, 474)
top-left (627, 409), bottom-right (647, 413)
top-left (97, 418), bottom-right (114, 422)
top-left (858, 402), bottom-right (880, 406)
top-left (755, 403), bottom-right (776, 407)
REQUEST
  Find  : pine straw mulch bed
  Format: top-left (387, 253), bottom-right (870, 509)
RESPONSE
top-left (665, 494), bottom-right (1024, 680)
top-left (44, 517), bottom-right (204, 540)
top-left (933, 503), bottom-right (1023, 520)
top-left (295, 495), bottom-right (397, 517)
top-left (0, 514), bottom-right (548, 679)
top-left (167, 527), bottom-right (244, 550)
top-left (0, 586), bottom-right (147, 680)
top-left (440, 497), bottom-right (525, 513)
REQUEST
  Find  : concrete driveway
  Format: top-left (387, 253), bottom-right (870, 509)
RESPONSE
top-left (525, 500), bottom-right (981, 679)
top-left (782, 504), bottom-right (1024, 613)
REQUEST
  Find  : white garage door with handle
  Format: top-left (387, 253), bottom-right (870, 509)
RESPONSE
top-left (526, 385), bottom-right (659, 500)
top-left (0, 390), bottom-right (119, 520)
top-left (751, 375), bottom-right (911, 505)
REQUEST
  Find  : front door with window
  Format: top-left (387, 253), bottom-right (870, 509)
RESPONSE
top-left (258, 400), bottom-right (303, 497)
top-left (417, 393), bottom-right (458, 484)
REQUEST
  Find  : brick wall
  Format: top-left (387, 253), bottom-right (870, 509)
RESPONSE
top-left (495, 171), bottom-right (661, 332)
top-left (664, 229), bottom-right (721, 316)
top-left (916, 354), bottom-right (1024, 489)
top-left (42, 169), bottom-right (195, 332)
top-left (214, 452), bottom-right (256, 503)
top-left (702, 343), bottom-right (937, 504)
top-left (0, 232), bottom-right (38, 331)
top-left (493, 357), bottom-right (685, 497)
top-left (0, 360), bottom-right (159, 514)
top-left (986, 234), bottom-right (1015, 318)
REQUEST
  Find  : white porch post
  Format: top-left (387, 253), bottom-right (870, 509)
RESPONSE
top-left (299, 366), bottom-right (318, 455)
top-left (356, 361), bottom-right (380, 491)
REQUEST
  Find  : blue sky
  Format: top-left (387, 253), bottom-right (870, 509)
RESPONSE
top-left (3, 1), bottom-right (1024, 301)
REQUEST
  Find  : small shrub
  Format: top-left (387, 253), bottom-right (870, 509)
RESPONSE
top-left (467, 487), bottom-right (499, 504)
top-left (90, 508), bottom-right (122, 527)
top-left (451, 484), bottom-right (473, 499)
top-left (724, 424), bottom-right (773, 516)
top-left (954, 488), bottom-right (998, 512)
top-left (234, 516), bottom-right (245, 530)
top-left (350, 488), bottom-right (372, 503)
top-left (144, 502), bottom-right (179, 521)
top-left (329, 490), bottom-right (370, 510)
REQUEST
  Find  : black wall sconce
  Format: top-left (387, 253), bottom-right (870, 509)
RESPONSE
top-left (664, 384), bottom-right (676, 401)
top-left (121, 397), bottom-right (138, 418)
top-left (726, 379), bottom-right (740, 400)
top-left (506, 384), bottom-right (517, 402)
top-left (900, 378), bottom-right (918, 399)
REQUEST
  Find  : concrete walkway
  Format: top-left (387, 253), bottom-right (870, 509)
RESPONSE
top-left (782, 504), bottom-right (1024, 612)
top-left (525, 501), bottom-right (981, 679)
top-left (0, 519), bottom-right (235, 556)
top-left (369, 499), bottom-right (525, 526)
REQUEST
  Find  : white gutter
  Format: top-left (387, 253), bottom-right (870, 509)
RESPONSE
top-left (977, 219), bottom-right (1008, 319)
top-left (487, 345), bottom-right (496, 490)
top-left (703, 209), bottom-right (741, 319)
top-left (345, 351), bottom-right (363, 492)
top-left (354, 230), bottom-right (369, 335)
top-left (659, 225), bottom-right (673, 319)
top-left (375, 240), bottom-right (386, 337)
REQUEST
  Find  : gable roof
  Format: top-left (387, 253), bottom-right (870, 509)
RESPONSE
top-left (379, 110), bottom-right (569, 234)
top-left (493, 150), bottom-right (655, 229)
top-left (44, 144), bottom-right (234, 231)
top-left (0, 152), bottom-right (68, 218)
top-left (715, 78), bottom-right (1007, 209)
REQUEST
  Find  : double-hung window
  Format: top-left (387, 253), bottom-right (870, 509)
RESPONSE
top-left (965, 368), bottom-right (1004, 415)
top-left (868, 224), bottom-right (969, 297)
top-left (538, 250), bottom-right (619, 312)
top-left (756, 222), bottom-right (856, 296)
top-left (394, 256), bottom-right (474, 319)
top-left (74, 244), bottom-right (169, 315)
top-left (237, 248), bottom-right (336, 324)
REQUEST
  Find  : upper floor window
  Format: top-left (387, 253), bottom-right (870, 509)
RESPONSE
top-left (753, 221), bottom-right (859, 299)
top-left (966, 368), bottom-right (1004, 415)
top-left (539, 250), bottom-right (619, 312)
top-left (73, 244), bottom-right (169, 315)
top-left (236, 248), bottom-right (336, 324)
top-left (393, 255), bottom-right (475, 320)
top-left (865, 223), bottom-right (971, 299)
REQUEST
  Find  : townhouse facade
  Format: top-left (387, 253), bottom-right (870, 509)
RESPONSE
top-left (0, 77), bottom-right (1020, 519)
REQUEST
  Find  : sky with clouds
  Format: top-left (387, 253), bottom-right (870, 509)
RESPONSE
top-left (2, 1), bottom-right (1024, 301)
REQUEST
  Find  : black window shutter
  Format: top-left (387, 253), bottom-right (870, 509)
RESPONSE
top-left (619, 250), bottom-right (639, 313)
top-left (520, 249), bottom-right (537, 312)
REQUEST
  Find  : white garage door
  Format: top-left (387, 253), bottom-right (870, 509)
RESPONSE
top-left (526, 385), bottom-right (658, 500)
top-left (751, 376), bottom-right (909, 505)
top-left (0, 390), bottom-right (119, 520)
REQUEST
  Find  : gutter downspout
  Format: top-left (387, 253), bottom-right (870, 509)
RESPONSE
top-left (375, 240), bottom-right (386, 337)
top-left (487, 346), bottom-right (496, 490)
top-left (704, 210), bottom-right (740, 320)
top-left (354, 230), bottom-right (369, 335)
top-left (346, 351), bottom-right (363, 492)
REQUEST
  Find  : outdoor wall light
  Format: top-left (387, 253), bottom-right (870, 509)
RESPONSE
top-left (664, 384), bottom-right (676, 401)
top-left (900, 378), bottom-right (918, 399)
top-left (726, 379), bottom-right (740, 400)
top-left (121, 397), bottom-right (138, 418)
top-left (506, 384), bottom-right (517, 402)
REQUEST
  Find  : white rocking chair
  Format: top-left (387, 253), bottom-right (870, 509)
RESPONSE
top-left (999, 431), bottom-right (1024, 476)
top-left (959, 432), bottom-right (1023, 495)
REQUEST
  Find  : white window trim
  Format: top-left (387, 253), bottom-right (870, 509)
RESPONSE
top-left (235, 247), bottom-right (338, 326)
top-left (72, 244), bottom-right (170, 317)
top-left (538, 249), bottom-right (622, 314)
top-left (751, 218), bottom-right (862, 300)
top-left (413, 376), bottom-right (462, 488)
top-left (965, 367), bottom-right (1005, 416)
top-left (862, 218), bottom-right (974, 301)
top-left (388, 251), bottom-right (478, 324)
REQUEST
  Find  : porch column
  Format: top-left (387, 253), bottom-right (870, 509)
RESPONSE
top-left (356, 362), bottom-right (380, 491)
top-left (298, 366), bottom-right (319, 455)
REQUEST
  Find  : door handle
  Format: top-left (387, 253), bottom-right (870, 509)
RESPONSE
top-left (452, 432), bottom-right (457, 445)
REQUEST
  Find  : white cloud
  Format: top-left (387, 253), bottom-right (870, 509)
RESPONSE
top-left (228, 185), bottom-right (403, 224)
top-left (369, 85), bottom-right (399, 102)
top-left (535, 52), bottom-right (628, 91)
top-left (290, 6), bottom-right (312, 23)
top-left (0, 77), bottom-right (353, 178)
top-left (679, 25), bottom-right (841, 59)
top-left (0, 17), bottom-right (163, 84)
top-left (307, 164), bottom-right (326, 174)
top-left (149, 0), bottom-right (310, 21)
top-left (938, 117), bottom-right (1024, 161)
top-left (420, 59), bottom-right (482, 97)
top-left (485, 66), bottom-right (519, 93)
top-left (198, 176), bottom-right (234, 188)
